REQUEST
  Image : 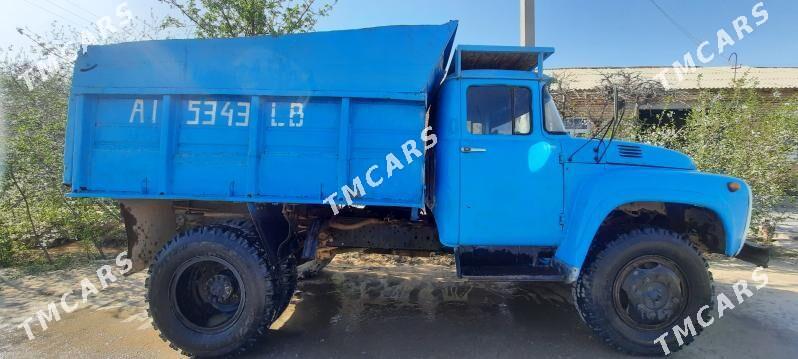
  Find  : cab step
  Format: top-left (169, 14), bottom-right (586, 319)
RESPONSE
top-left (455, 246), bottom-right (565, 281)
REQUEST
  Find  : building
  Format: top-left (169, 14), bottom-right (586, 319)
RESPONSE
top-left (546, 66), bottom-right (798, 135)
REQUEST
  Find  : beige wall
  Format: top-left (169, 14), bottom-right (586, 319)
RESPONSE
top-left (553, 87), bottom-right (798, 132)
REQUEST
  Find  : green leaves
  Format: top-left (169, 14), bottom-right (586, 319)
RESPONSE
top-left (1, 1), bottom-right (339, 268)
top-left (159, 0), bottom-right (336, 38)
top-left (0, 24), bottom-right (153, 266)
top-left (637, 78), bottom-right (798, 239)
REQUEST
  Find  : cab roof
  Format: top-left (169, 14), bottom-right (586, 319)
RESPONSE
top-left (448, 45), bottom-right (555, 80)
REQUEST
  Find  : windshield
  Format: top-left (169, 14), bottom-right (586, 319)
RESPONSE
top-left (543, 88), bottom-right (567, 134)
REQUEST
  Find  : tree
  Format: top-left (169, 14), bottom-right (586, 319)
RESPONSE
top-left (1, 19), bottom-right (167, 267)
top-left (1, 28), bottom-right (76, 264)
top-left (551, 69), bottom-right (797, 240)
top-left (159, 0), bottom-right (336, 38)
top-left (1, 1), bottom-right (339, 268)
top-left (596, 70), bottom-right (671, 139)
top-left (549, 70), bottom-right (670, 138)
top-left (1, 1), bottom-right (338, 269)
top-left (636, 77), bottom-right (798, 239)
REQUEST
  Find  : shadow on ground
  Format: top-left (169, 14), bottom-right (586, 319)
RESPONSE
top-left (2, 259), bottom-right (797, 358)
top-left (245, 265), bottom-right (605, 358)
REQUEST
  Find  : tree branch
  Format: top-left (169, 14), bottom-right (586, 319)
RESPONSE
top-left (161, 0), bottom-right (215, 36)
top-left (8, 166), bottom-right (52, 264)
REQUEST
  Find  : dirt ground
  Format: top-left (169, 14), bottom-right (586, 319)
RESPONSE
top-left (0, 210), bottom-right (796, 358)
top-left (1, 248), bottom-right (797, 359)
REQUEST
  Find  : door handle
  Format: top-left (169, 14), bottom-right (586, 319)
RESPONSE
top-left (461, 146), bottom-right (487, 153)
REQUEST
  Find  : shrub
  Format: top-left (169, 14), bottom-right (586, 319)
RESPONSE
top-left (636, 78), bottom-right (798, 239)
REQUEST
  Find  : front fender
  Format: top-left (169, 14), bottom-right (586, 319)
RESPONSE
top-left (555, 166), bottom-right (751, 281)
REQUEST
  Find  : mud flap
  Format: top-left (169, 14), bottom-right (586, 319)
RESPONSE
top-left (736, 241), bottom-right (771, 268)
top-left (120, 200), bottom-right (176, 274)
top-left (247, 203), bottom-right (291, 265)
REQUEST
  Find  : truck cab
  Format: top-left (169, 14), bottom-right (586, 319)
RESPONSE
top-left (430, 45), bottom-right (758, 279)
top-left (64, 23), bottom-right (767, 357)
top-left (431, 46), bottom-right (565, 250)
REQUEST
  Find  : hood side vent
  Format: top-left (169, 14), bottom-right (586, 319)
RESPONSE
top-left (617, 144), bottom-right (643, 158)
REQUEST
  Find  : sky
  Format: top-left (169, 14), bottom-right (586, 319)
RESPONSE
top-left (0, 0), bottom-right (796, 68)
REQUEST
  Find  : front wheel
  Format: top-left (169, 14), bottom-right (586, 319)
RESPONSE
top-left (574, 228), bottom-right (714, 356)
top-left (146, 226), bottom-right (278, 357)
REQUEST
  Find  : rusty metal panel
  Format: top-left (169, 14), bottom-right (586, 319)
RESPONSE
top-left (328, 221), bottom-right (440, 251)
top-left (120, 200), bottom-right (176, 273)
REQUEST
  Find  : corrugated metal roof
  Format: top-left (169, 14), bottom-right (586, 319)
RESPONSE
top-left (546, 66), bottom-right (798, 90)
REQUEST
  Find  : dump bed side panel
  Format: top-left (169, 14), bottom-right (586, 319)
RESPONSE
top-left (65, 23), bottom-right (457, 208)
top-left (71, 22), bottom-right (458, 101)
top-left (65, 94), bottom-right (426, 208)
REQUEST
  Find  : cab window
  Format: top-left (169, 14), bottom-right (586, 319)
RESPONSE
top-left (467, 86), bottom-right (531, 135)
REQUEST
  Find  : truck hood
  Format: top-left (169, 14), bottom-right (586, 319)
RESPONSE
top-left (563, 139), bottom-right (696, 170)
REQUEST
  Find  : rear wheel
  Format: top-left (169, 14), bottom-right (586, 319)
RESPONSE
top-left (275, 255), bottom-right (298, 318)
top-left (574, 228), bottom-right (713, 356)
top-left (209, 219), bottom-right (298, 321)
top-left (146, 226), bottom-right (277, 357)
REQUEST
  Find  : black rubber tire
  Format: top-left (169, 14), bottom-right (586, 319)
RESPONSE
top-left (573, 228), bottom-right (714, 356)
top-left (274, 255), bottom-right (298, 319)
top-left (297, 256), bottom-right (335, 280)
top-left (146, 226), bottom-right (276, 358)
top-left (209, 219), bottom-right (297, 321)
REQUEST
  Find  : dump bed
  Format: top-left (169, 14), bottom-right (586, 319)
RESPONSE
top-left (64, 22), bottom-right (457, 208)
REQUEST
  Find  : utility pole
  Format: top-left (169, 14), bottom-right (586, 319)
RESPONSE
top-left (520, 0), bottom-right (535, 46)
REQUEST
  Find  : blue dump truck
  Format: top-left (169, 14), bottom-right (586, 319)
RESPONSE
top-left (64, 22), bottom-right (768, 356)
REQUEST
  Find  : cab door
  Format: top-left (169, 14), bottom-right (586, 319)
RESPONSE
top-left (458, 82), bottom-right (563, 246)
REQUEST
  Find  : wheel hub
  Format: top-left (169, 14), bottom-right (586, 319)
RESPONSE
top-left (207, 274), bottom-right (235, 302)
top-left (171, 256), bottom-right (246, 332)
top-left (614, 256), bottom-right (687, 329)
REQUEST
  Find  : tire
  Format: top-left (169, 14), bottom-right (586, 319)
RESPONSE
top-left (146, 226), bottom-right (276, 357)
top-left (297, 256), bottom-right (334, 279)
top-left (209, 219), bottom-right (297, 321)
top-left (275, 255), bottom-right (298, 319)
top-left (573, 228), bottom-right (714, 356)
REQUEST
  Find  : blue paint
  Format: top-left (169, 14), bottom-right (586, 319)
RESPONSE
top-left (527, 142), bottom-right (552, 172)
top-left (64, 23), bottom-right (753, 276)
top-left (555, 161), bottom-right (751, 270)
top-left (65, 22), bottom-right (458, 209)
top-left (431, 66), bottom-right (564, 248)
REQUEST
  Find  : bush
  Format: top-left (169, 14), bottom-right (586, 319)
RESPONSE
top-left (0, 224), bottom-right (18, 266)
top-left (636, 78), bottom-right (798, 240)
top-left (0, 27), bottom-right (128, 267)
top-left (0, 4), bottom-right (336, 269)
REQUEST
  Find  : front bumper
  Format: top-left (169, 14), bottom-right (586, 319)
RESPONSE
top-left (736, 241), bottom-right (772, 268)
